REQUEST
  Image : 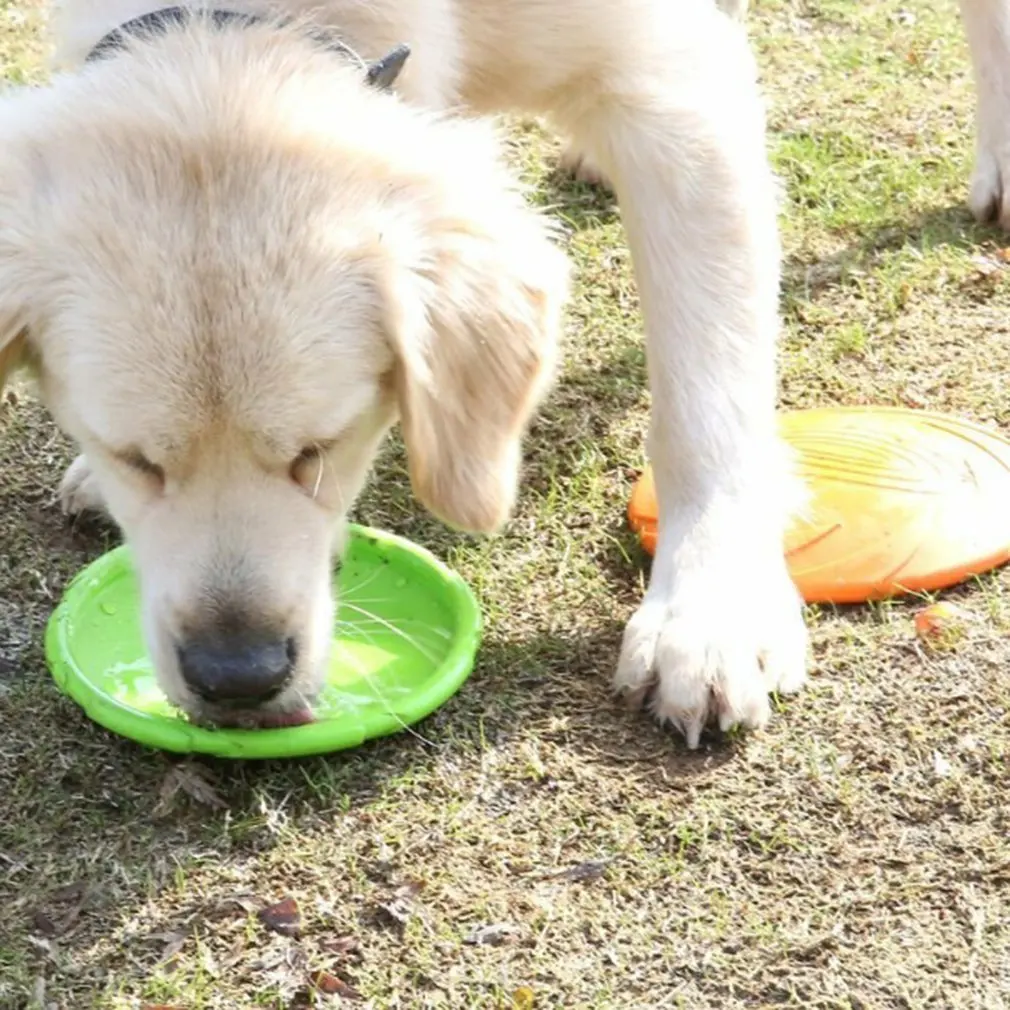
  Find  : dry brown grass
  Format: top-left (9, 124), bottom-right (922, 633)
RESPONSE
top-left (2, 1), bottom-right (1010, 1007)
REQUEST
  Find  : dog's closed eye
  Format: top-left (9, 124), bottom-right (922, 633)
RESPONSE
top-left (290, 442), bottom-right (335, 498)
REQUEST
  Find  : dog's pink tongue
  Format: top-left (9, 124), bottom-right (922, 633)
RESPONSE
top-left (208, 706), bottom-right (316, 730)
top-left (257, 706), bottom-right (315, 729)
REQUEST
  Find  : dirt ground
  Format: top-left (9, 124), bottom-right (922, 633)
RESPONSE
top-left (2, 1), bottom-right (1010, 1007)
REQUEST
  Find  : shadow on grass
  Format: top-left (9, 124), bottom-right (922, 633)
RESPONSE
top-left (4, 604), bottom-right (746, 999)
top-left (782, 203), bottom-right (1001, 301)
top-left (533, 149), bottom-right (1000, 309)
top-left (538, 163), bottom-right (618, 233)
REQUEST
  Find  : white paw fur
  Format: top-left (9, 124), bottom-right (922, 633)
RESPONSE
top-left (615, 550), bottom-right (808, 748)
top-left (59, 454), bottom-right (107, 517)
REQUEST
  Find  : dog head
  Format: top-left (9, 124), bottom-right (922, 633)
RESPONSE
top-left (0, 24), bottom-right (568, 726)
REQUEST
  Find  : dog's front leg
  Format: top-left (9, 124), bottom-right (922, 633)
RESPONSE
top-left (960, 0), bottom-right (1010, 227)
top-left (565, 11), bottom-right (807, 747)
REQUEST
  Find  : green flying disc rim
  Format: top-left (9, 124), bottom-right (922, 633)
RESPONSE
top-left (45, 525), bottom-right (482, 758)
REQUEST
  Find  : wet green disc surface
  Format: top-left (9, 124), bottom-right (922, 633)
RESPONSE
top-left (45, 525), bottom-right (481, 758)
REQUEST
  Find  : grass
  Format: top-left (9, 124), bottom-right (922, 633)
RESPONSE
top-left (2, 0), bottom-right (1010, 1006)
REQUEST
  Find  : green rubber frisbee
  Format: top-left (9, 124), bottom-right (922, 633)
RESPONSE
top-left (45, 525), bottom-right (482, 758)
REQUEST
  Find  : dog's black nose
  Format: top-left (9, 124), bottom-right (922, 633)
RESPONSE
top-left (177, 636), bottom-right (296, 705)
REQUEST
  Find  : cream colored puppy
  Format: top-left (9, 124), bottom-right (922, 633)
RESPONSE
top-left (6, 0), bottom-right (798, 742)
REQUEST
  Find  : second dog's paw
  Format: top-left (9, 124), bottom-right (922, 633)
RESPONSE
top-left (59, 454), bottom-right (107, 518)
top-left (967, 74), bottom-right (1010, 230)
top-left (968, 142), bottom-right (1010, 228)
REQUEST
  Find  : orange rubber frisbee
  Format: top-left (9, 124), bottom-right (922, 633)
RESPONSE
top-left (627, 407), bottom-right (1010, 604)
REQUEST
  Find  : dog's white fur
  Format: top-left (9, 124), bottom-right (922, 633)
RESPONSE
top-left (0, 0), bottom-right (1002, 743)
top-left (959, 0), bottom-right (1010, 227)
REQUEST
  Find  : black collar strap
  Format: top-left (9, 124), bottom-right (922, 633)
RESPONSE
top-left (86, 6), bottom-right (410, 91)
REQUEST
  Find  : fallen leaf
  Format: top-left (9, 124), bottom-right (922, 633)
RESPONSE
top-left (914, 602), bottom-right (970, 650)
top-left (394, 878), bottom-right (426, 898)
top-left (512, 986), bottom-right (535, 1010)
top-left (377, 896), bottom-right (413, 928)
top-left (31, 881), bottom-right (87, 937)
top-left (463, 922), bottom-right (518, 947)
top-left (149, 930), bottom-right (188, 963)
top-left (53, 902), bottom-right (84, 936)
top-left (970, 254), bottom-right (1001, 276)
top-left (154, 761), bottom-right (226, 816)
top-left (203, 892), bottom-right (258, 919)
top-left (376, 879), bottom-right (424, 930)
top-left (49, 882), bottom-right (86, 903)
top-left (320, 935), bottom-right (363, 961)
top-left (549, 860), bottom-right (610, 884)
top-left (311, 971), bottom-right (362, 1000)
top-left (31, 909), bottom-right (58, 937)
top-left (259, 896), bottom-right (302, 937)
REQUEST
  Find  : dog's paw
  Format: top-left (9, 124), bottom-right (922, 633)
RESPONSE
top-left (559, 144), bottom-right (612, 190)
top-left (615, 552), bottom-right (807, 748)
top-left (968, 140), bottom-right (1010, 228)
top-left (968, 71), bottom-right (1010, 229)
top-left (59, 454), bottom-right (107, 517)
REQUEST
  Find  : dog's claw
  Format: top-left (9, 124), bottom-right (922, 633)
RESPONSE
top-left (615, 552), bottom-right (806, 749)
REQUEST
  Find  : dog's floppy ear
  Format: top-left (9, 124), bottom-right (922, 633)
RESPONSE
top-left (381, 198), bottom-right (569, 534)
top-left (0, 334), bottom-right (25, 392)
top-left (0, 271), bottom-right (30, 394)
top-left (0, 109), bottom-right (38, 395)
